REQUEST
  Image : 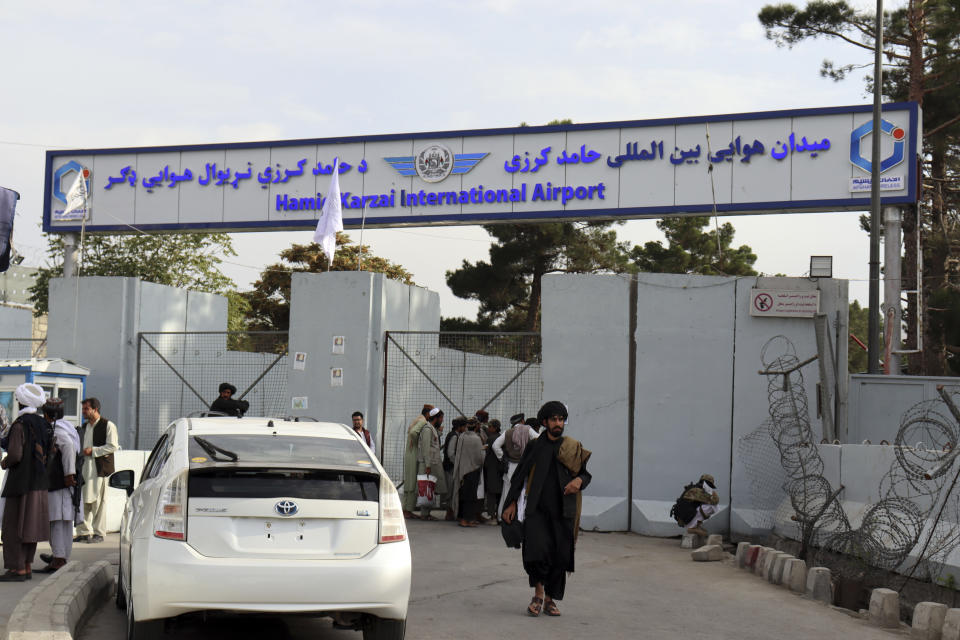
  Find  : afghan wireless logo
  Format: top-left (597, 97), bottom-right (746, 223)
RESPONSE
top-left (849, 118), bottom-right (906, 174)
top-left (52, 160), bottom-right (88, 204)
top-left (384, 144), bottom-right (488, 183)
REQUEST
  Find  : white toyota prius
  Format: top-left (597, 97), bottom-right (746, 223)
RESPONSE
top-left (110, 415), bottom-right (411, 640)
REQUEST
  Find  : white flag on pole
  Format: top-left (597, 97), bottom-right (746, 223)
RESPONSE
top-left (314, 158), bottom-right (343, 265)
top-left (61, 168), bottom-right (90, 221)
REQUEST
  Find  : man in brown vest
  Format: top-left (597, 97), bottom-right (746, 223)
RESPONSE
top-left (73, 398), bottom-right (117, 544)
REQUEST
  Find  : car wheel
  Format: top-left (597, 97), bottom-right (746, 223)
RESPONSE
top-left (115, 568), bottom-right (126, 610)
top-left (126, 594), bottom-right (163, 640)
top-left (362, 616), bottom-right (406, 640)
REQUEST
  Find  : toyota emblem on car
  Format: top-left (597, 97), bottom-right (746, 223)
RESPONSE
top-left (275, 500), bottom-right (299, 516)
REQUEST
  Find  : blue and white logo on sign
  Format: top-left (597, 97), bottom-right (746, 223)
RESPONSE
top-left (274, 500), bottom-right (298, 516)
top-left (52, 160), bottom-right (85, 204)
top-left (384, 147), bottom-right (488, 183)
top-left (850, 118), bottom-right (906, 174)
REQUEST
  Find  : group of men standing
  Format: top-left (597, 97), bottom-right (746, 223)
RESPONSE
top-left (0, 383), bottom-right (116, 580)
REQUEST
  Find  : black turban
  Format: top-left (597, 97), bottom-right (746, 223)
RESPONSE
top-left (219, 382), bottom-right (237, 394)
top-left (537, 400), bottom-right (568, 426)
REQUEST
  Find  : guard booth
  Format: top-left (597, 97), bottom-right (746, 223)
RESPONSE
top-left (0, 358), bottom-right (89, 425)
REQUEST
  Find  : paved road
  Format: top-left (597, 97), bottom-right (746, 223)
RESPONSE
top-left (78, 522), bottom-right (896, 639)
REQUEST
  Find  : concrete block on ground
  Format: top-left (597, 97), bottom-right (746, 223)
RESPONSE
top-left (680, 533), bottom-right (703, 549)
top-left (868, 588), bottom-right (900, 628)
top-left (912, 601), bottom-right (948, 639)
top-left (771, 553), bottom-right (794, 585)
top-left (691, 545), bottom-right (725, 562)
top-left (735, 542), bottom-right (750, 568)
top-left (706, 534), bottom-right (723, 546)
top-left (942, 608), bottom-right (960, 640)
top-left (758, 548), bottom-right (777, 577)
top-left (754, 548), bottom-right (769, 575)
top-left (746, 545), bottom-right (761, 569)
top-left (805, 567), bottom-right (832, 604)
top-left (787, 559), bottom-right (808, 593)
top-left (765, 552), bottom-right (787, 582)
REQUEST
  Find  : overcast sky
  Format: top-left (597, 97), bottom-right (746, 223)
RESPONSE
top-left (1, 0), bottom-right (891, 319)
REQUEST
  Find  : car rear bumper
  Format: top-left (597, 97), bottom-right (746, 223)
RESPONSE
top-left (133, 537), bottom-right (411, 621)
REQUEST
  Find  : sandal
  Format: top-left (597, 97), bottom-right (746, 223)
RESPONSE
top-left (544, 600), bottom-right (561, 617)
top-left (527, 596), bottom-right (543, 617)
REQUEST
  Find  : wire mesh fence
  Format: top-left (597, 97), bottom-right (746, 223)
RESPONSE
top-left (0, 339), bottom-right (46, 359)
top-left (136, 331), bottom-right (288, 449)
top-left (380, 331), bottom-right (541, 484)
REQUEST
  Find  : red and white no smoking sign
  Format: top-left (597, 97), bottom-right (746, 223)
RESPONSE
top-left (750, 289), bottom-right (820, 318)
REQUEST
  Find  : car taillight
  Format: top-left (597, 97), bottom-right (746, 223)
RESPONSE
top-left (154, 470), bottom-right (188, 541)
top-left (378, 475), bottom-right (406, 543)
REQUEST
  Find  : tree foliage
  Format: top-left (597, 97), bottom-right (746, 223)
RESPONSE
top-left (445, 221), bottom-right (631, 332)
top-left (759, 0), bottom-right (960, 374)
top-left (244, 233), bottom-right (415, 331)
top-left (629, 217), bottom-right (758, 276)
top-left (847, 300), bottom-right (870, 373)
top-left (28, 233), bottom-right (236, 316)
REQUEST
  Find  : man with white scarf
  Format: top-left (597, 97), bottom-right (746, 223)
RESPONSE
top-left (38, 398), bottom-right (82, 572)
top-left (492, 413), bottom-right (540, 519)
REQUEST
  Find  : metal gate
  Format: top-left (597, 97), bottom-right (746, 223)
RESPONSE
top-left (136, 331), bottom-right (288, 448)
top-left (380, 331), bottom-right (541, 483)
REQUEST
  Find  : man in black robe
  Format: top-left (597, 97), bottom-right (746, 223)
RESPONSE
top-left (502, 401), bottom-right (591, 617)
top-left (210, 383), bottom-right (249, 417)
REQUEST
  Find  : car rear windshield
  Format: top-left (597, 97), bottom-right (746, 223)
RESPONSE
top-left (190, 469), bottom-right (379, 501)
top-left (188, 434), bottom-right (373, 467)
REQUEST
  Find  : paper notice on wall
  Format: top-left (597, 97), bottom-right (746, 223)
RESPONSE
top-left (332, 336), bottom-right (345, 354)
top-left (292, 396), bottom-right (308, 410)
top-left (331, 368), bottom-right (343, 387)
top-left (293, 351), bottom-right (307, 370)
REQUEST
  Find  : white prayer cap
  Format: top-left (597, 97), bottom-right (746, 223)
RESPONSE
top-left (15, 383), bottom-right (46, 408)
top-left (428, 407), bottom-right (441, 417)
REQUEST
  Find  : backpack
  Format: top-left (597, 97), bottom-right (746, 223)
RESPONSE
top-left (669, 481), bottom-right (701, 527)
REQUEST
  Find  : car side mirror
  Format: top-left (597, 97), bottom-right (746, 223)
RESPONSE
top-left (109, 469), bottom-right (135, 496)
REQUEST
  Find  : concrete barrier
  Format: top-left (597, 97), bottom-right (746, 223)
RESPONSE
top-left (786, 559), bottom-right (807, 593)
top-left (868, 588), bottom-right (899, 628)
top-left (943, 608), bottom-right (960, 640)
top-left (771, 553), bottom-right (794, 585)
top-left (706, 534), bottom-right (723, 547)
top-left (735, 542), bottom-right (750, 568)
top-left (805, 567), bottom-right (832, 604)
top-left (7, 560), bottom-right (113, 639)
top-left (691, 545), bottom-right (724, 562)
top-left (912, 601), bottom-right (947, 639)
top-left (745, 545), bottom-right (761, 569)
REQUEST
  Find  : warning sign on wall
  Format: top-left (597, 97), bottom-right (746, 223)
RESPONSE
top-left (750, 289), bottom-right (820, 318)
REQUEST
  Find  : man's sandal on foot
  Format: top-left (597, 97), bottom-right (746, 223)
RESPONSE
top-left (527, 596), bottom-right (543, 617)
top-left (544, 600), bottom-right (561, 616)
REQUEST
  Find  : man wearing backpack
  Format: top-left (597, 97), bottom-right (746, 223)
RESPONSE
top-left (670, 474), bottom-right (719, 536)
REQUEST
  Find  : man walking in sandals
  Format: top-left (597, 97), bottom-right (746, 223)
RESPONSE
top-left (501, 401), bottom-right (591, 618)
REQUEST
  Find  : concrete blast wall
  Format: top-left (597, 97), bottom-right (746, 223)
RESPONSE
top-left (540, 272), bottom-right (848, 537)
top-left (0, 306), bottom-right (32, 340)
top-left (287, 272), bottom-right (439, 442)
top-left (47, 277), bottom-right (227, 449)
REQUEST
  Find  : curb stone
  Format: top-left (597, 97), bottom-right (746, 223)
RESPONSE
top-left (6, 560), bottom-right (113, 640)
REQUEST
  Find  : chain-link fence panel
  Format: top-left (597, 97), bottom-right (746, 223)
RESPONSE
top-left (137, 331), bottom-right (288, 449)
top-left (381, 331), bottom-right (541, 485)
top-left (0, 339), bottom-right (46, 359)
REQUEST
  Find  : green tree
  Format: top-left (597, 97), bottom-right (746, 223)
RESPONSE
top-left (244, 233), bottom-right (415, 331)
top-left (445, 221), bottom-right (631, 332)
top-left (629, 217), bottom-right (758, 276)
top-left (28, 232), bottom-right (237, 316)
top-left (759, 0), bottom-right (960, 373)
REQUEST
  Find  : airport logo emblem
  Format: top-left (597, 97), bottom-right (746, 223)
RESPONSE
top-left (384, 146), bottom-right (488, 183)
top-left (52, 160), bottom-right (87, 204)
top-left (850, 118), bottom-right (905, 174)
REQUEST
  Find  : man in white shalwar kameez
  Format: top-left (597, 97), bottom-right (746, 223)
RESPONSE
top-left (492, 413), bottom-right (540, 518)
top-left (39, 399), bottom-right (82, 572)
top-left (681, 474), bottom-right (719, 536)
top-left (75, 398), bottom-right (118, 543)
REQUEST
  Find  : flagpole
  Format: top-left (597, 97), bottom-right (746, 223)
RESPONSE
top-left (356, 208), bottom-right (367, 272)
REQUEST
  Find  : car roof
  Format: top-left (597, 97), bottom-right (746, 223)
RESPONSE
top-left (182, 417), bottom-right (357, 440)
